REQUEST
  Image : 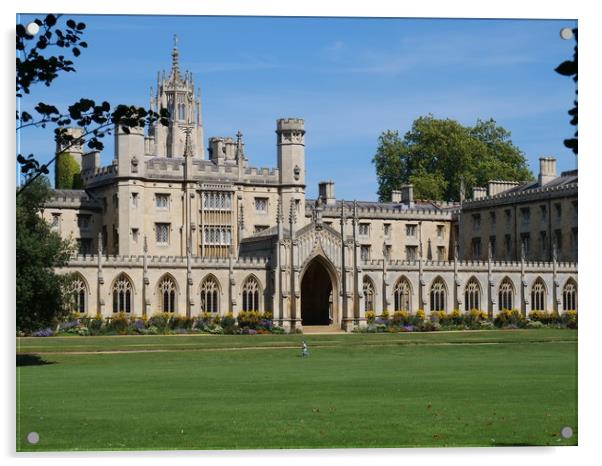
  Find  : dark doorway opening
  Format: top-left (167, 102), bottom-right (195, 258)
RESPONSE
top-left (301, 258), bottom-right (332, 325)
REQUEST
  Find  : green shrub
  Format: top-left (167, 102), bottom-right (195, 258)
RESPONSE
top-left (494, 309), bottom-right (526, 328)
top-left (170, 315), bottom-right (194, 330)
top-left (109, 312), bottom-right (129, 333)
top-left (560, 310), bottom-right (577, 329)
top-left (392, 310), bottom-right (409, 326)
top-left (237, 310), bottom-right (261, 328)
top-left (526, 320), bottom-right (545, 329)
top-left (148, 312), bottom-right (171, 332)
top-left (55, 152), bottom-right (83, 189)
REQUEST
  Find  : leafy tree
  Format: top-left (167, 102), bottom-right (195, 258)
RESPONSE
top-left (16, 177), bottom-right (74, 332)
top-left (16, 14), bottom-right (169, 194)
top-left (55, 152), bottom-right (83, 189)
top-left (372, 115), bottom-right (533, 202)
top-left (555, 28), bottom-right (578, 155)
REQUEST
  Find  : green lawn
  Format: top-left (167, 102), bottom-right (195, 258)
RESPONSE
top-left (16, 329), bottom-right (577, 451)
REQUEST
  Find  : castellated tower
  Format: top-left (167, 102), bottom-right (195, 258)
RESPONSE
top-left (146, 35), bottom-right (204, 158)
top-left (276, 118), bottom-right (306, 223)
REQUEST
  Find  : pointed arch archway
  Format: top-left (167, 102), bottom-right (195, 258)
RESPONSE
top-left (300, 254), bottom-right (339, 326)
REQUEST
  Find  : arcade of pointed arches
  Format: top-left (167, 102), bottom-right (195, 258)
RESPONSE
top-left (68, 269), bottom-right (576, 317)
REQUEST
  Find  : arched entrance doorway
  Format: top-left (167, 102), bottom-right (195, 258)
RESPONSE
top-left (300, 256), bottom-right (336, 325)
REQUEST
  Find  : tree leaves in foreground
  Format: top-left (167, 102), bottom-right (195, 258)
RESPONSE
top-left (555, 28), bottom-right (577, 156)
top-left (16, 177), bottom-right (74, 332)
top-left (16, 14), bottom-right (169, 194)
top-left (373, 115), bottom-right (533, 202)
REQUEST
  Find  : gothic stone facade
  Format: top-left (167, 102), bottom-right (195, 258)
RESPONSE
top-left (43, 44), bottom-right (578, 331)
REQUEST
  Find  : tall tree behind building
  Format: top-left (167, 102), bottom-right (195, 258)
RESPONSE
top-left (372, 115), bottom-right (533, 202)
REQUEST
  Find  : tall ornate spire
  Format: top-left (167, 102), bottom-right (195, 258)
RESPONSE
top-left (171, 34), bottom-right (180, 81)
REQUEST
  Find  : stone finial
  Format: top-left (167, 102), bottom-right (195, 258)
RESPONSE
top-left (552, 241), bottom-right (558, 262)
top-left (97, 232), bottom-right (103, 255)
top-left (339, 199), bottom-right (346, 224)
top-left (235, 130), bottom-right (244, 162)
top-left (454, 240), bottom-right (459, 260)
top-left (352, 200), bottom-right (358, 223)
top-left (171, 34), bottom-right (180, 81)
top-left (459, 176), bottom-right (465, 203)
top-left (143, 235), bottom-right (148, 254)
top-left (289, 199), bottom-right (297, 225)
top-left (183, 126), bottom-right (194, 157)
top-left (276, 197), bottom-right (283, 224)
top-left (488, 240), bottom-right (493, 261)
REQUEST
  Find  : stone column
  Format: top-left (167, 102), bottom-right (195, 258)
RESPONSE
top-left (228, 254), bottom-right (235, 314)
top-left (552, 244), bottom-right (560, 313)
top-left (521, 243), bottom-right (529, 316)
top-left (97, 232), bottom-right (105, 316)
top-left (142, 236), bottom-right (149, 317)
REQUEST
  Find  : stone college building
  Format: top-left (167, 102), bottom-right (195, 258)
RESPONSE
top-left (43, 42), bottom-right (578, 331)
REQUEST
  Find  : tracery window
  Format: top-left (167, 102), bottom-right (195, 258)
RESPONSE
top-left (156, 223), bottom-right (170, 245)
top-left (158, 276), bottom-right (177, 313)
top-left (563, 280), bottom-right (577, 311)
top-left (465, 278), bottom-right (481, 312)
top-left (242, 276), bottom-right (260, 311)
top-left (67, 276), bottom-right (87, 314)
top-left (112, 274), bottom-right (133, 313)
top-left (363, 277), bottom-right (375, 313)
top-left (203, 192), bottom-right (232, 210)
top-left (200, 276), bottom-right (220, 313)
top-left (531, 278), bottom-right (546, 311)
top-left (430, 278), bottom-right (446, 312)
top-left (394, 277), bottom-right (411, 312)
top-left (498, 278), bottom-right (514, 311)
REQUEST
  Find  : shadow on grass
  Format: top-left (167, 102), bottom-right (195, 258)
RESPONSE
top-left (17, 354), bottom-right (56, 367)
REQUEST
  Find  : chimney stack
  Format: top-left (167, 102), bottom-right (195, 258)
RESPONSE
top-left (473, 187), bottom-right (487, 200)
top-left (318, 181), bottom-right (336, 206)
top-left (538, 157), bottom-right (557, 186)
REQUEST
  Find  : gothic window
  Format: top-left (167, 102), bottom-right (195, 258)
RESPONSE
top-left (498, 278), bottom-right (514, 311)
top-left (472, 214), bottom-right (481, 231)
top-left (437, 246), bottom-right (446, 261)
top-left (77, 238), bottom-right (93, 255)
top-left (77, 214), bottom-right (91, 230)
top-left (242, 276), bottom-right (260, 311)
top-left (430, 278), bottom-right (447, 312)
top-left (203, 192), bottom-right (232, 211)
top-left (178, 103), bottom-right (185, 121)
top-left (531, 278), bottom-right (546, 311)
top-left (406, 224), bottom-right (417, 236)
top-left (384, 223), bottom-right (391, 239)
top-left (464, 278), bottom-right (481, 312)
top-left (359, 223), bottom-right (370, 236)
top-left (156, 194), bottom-right (170, 209)
top-left (360, 245), bottom-right (370, 261)
top-left (51, 213), bottom-right (60, 228)
top-left (67, 276), bottom-right (87, 314)
top-left (563, 280), bottom-right (577, 311)
top-left (394, 277), bottom-right (411, 312)
top-left (405, 246), bottom-right (418, 261)
top-left (158, 276), bottom-right (177, 313)
top-left (363, 277), bottom-right (375, 313)
top-left (156, 223), bottom-right (170, 245)
top-left (437, 225), bottom-right (445, 238)
top-left (112, 274), bottom-right (133, 313)
top-left (200, 276), bottom-right (220, 313)
top-left (255, 197), bottom-right (268, 213)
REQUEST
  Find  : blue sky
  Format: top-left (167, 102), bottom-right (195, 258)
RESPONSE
top-left (17, 14), bottom-right (577, 201)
